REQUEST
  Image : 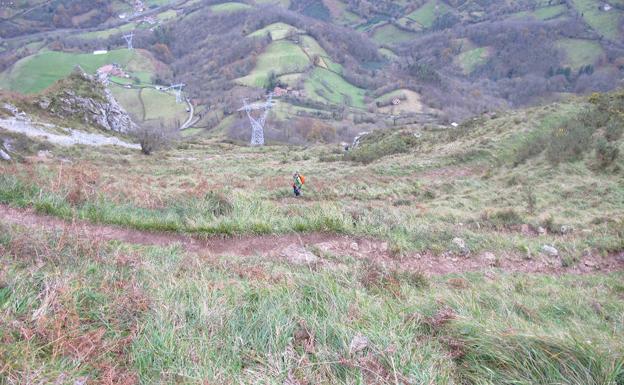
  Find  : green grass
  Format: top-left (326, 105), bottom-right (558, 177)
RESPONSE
top-left (405, 0), bottom-right (451, 29)
top-left (236, 41), bottom-right (310, 88)
top-left (141, 87), bottom-right (188, 123)
top-left (75, 21), bottom-right (137, 39)
top-left (248, 22), bottom-right (303, 40)
top-left (209, 2), bottom-right (252, 14)
top-left (304, 67), bottom-right (366, 108)
top-left (512, 4), bottom-right (568, 20)
top-left (556, 38), bottom-right (604, 70)
top-left (455, 46), bottom-right (490, 74)
top-left (0, 49), bottom-right (150, 94)
top-left (110, 85), bottom-right (188, 124)
top-left (570, 0), bottom-right (623, 41)
top-left (1, 222), bottom-right (623, 383)
top-left (1, 90), bottom-right (623, 257)
top-left (372, 24), bottom-right (417, 45)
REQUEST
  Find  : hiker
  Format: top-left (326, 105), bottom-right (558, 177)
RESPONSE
top-left (292, 171), bottom-right (305, 197)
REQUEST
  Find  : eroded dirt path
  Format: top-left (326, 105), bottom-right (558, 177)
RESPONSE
top-left (1, 204), bottom-right (623, 275)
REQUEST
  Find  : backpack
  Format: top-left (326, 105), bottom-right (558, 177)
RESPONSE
top-left (299, 175), bottom-right (305, 184)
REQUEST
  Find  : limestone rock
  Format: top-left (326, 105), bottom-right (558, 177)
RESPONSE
top-left (349, 334), bottom-right (369, 354)
top-left (35, 68), bottom-right (137, 134)
top-left (542, 245), bottom-right (558, 257)
top-left (281, 244), bottom-right (319, 265)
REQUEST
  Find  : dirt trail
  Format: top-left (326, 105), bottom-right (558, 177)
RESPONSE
top-left (1, 204), bottom-right (623, 275)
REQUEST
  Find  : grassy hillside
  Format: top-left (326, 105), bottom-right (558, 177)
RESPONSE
top-left (1, 89), bottom-right (623, 384)
top-left (236, 40), bottom-right (310, 88)
top-left (0, 49), bottom-right (157, 95)
top-left (557, 38), bottom-right (605, 70)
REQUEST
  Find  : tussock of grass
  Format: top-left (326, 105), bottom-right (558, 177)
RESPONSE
top-left (454, 329), bottom-right (624, 385)
top-left (346, 129), bottom-right (419, 164)
top-left (1, 222), bottom-right (623, 384)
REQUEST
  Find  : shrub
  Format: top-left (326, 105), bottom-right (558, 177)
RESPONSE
top-left (595, 138), bottom-right (619, 169)
top-left (605, 118), bottom-right (623, 142)
top-left (514, 131), bottom-right (547, 166)
top-left (131, 119), bottom-right (179, 155)
top-left (346, 130), bottom-right (418, 164)
top-left (546, 119), bottom-right (593, 165)
top-left (524, 186), bottom-right (537, 215)
top-left (481, 209), bottom-right (524, 229)
top-left (203, 191), bottom-right (234, 217)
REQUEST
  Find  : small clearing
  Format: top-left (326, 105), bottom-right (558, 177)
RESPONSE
top-left (377, 89), bottom-right (429, 114)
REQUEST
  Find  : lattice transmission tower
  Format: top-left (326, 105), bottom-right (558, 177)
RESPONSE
top-left (123, 33), bottom-right (134, 50)
top-left (168, 83), bottom-right (185, 103)
top-left (239, 93), bottom-right (274, 146)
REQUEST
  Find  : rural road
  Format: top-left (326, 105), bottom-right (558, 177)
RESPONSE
top-left (180, 98), bottom-right (195, 130)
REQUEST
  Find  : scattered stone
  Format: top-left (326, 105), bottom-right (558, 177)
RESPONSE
top-left (380, 242), bottom-right (388, 252)
top-left (560, 225), bottom-right (574, 235)
top-left (483, 252), bottom-right (497, 266)
top-left (584, 260), bottom-right (597, 268)
top-left (349, 334), bottom-right (369, 354)
top-left (350, 242), bottom-right (359, 251)
top-left (37, 98), bottom-right (51, 110)
top-left (452, 237), bottom-right (469, 254)
top-left (542, 245), bottom-right (558, 257)
top-left (452, 237), bottom-right (466, 249)
top-left (281, 244), bottom-right (319, 265)
top-left (537, 226), bottom-right (546, 235)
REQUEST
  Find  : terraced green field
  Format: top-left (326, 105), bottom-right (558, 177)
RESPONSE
top-left (248, 22), bottom-right (303, 40)
top-left (304, 67), bottom-right (366, 108)
top-left (404, 0), bottom-right (451, 29)
top-left (236, 41), bottom-right (310, 88)
top-left (456, 47), bottom-right (490, 74)
top-left (0, 49), bottom-right (141, 94)
top-left (556, 38), bottom-right (604, 70)
top-left (109, 84), bottom-right (188, 125)
top-left (512, 4), bottom-right (568, 20)
top-left (570, 0), bottom-right (622, 40)
top-left (209, 2), bottom-right (252, 14)
top-left (372, 24), bottom-right (416, 45)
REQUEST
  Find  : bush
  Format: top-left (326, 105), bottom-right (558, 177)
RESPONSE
top-left (546, 119), bottom-right (593, 165)
top-left (595, 138), bottom-right (619, 169)
top-left (514, 131), bottom-right (547, 166)
top-left (132, 120), bottom-right (179, 155)
top-left (346, 130), bottom-right (418, 164)
top-left (481, 209), bottom-right (524, 230)
top-left (605, 118), bottom-right (623, 142)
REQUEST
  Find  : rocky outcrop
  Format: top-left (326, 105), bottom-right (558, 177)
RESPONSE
top-left (35, 67), bottom-right (137, 134)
